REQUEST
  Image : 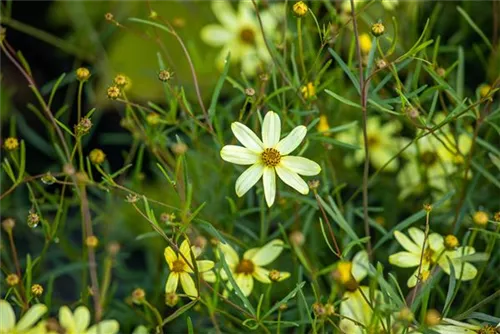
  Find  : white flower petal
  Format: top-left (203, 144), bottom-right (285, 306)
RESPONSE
top-left (262, 111), bottom-right (281, 147)
top-left (59, 306), bottom-right (76, 333)
top-left (16, 304), bottom-right (47, 331)
top-left (231, 122), bottom-right (264, 152)
top-left (235, 274), bottom-right (254, 297)
top-left (196, 260), bottom-right (215, 273)
top-left (200, 24), bottom-right (233, 46)
top-left (165, 273), bottom-right (179, 293)
top-left (235, 163), bottom-right (264, 197)
top-left (408, 228), bottom-right (425, 247)
top-left (275, 165), bottom-right (309, 195)
top-left (388, 252), bottom-right (421, 268)
top-left (87, 320), bottom-right (120, 334)
top-left (429, 233), bottom-right (445, 252)
top-left (280, 156), bottom-right (321, 176)
top-left (0, 300), bottom-right (16, 331)
top-left (275, 125), bottom-right (307, 155)
top-left (73, 306), bottom-right (90, 333)
top-left (253, 267), bottom-right (271, 283)
top-left (263, 167), bottom-right (276, 207)
top-left (218, 243), bottom-right (240, 268)
top-left (249, 239), bottom-right (284, 266)
top-left (394, 231), bottom-right (420, 254)
top-left (221, 145), bottom-right (260, 165)
top-left (212, 0), bottom-right (237, 27)
top-left (351, 251), bottom-right (369, 282)
top-left (180, 272), bottom-right (197, 299)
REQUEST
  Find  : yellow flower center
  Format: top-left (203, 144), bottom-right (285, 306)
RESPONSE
top-left (172, 260), bottom-right (186, 273)
top-left (261, 148), bottom-right (281, 167)
top-left (367, 134), bottom-right (380, 148)
top-left (421, 151), bottom-right (438, 166)
top-left (236, 259), bottom-right (255, 274)
top-left (423, 247), bottom-right (434, 263)
top-left (478, 325), bottom-right (497, 334)
top-left (239, 27), bottom-right (256, 44)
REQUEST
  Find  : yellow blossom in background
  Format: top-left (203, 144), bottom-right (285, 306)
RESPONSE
top-left (0, 300), bottom-right (47, 334)
top-left (146, 112), bottom-right (161, 126)
top-left (89, 149), bottom-right (106, 165)
top-left (473, 211), bottom-right (489, 226)
top-left (217, 239), bottom-right (289, 296)
top-left (359, 33), bottom-right (372, 54)
top-left (478, 83), bottom-right (491, 98)
top-left (389, 228), bottom-right (477, 287)
top-left (337, 251), bottom-right (387, 334)
top-left (56, 305), bottom-right (119, 334)
top-left (410, 318), bottom-right (500, 334)
top-left (164, 239), bottom-right (215, 299)
top-left (293, 1), bottom-right (308, 17)
top-left (3, 137), bottom-right (19, 151)
top-left (317, 115), bottom-right (330, 136)
top-left (200, 1), bottom-right (283, 76)
top-left (301, 82), bottom-right (316, 99)
top-left (220, 111), bottom-right (321, 207)
top-left (397, 115), bottom-right (472, 199)
top-left (6, 273), bottom-right (19, 286)
top-left (336, 117), bottom-right (402, 171)
top-left (381, 0), bottom-right (399, 10)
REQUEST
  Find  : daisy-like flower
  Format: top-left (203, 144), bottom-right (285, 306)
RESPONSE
top-left (411, 318), bottom-right (500, 334)
top-left (336, 251), bottom-right (387, 334)
top-left (397, 115), bottom-right (472, 199)
top-left (217, 239), bottom-right (290, 297)
top-left (0, 300), bottom-right (47, 334)
top-left (54, 305), bottom-right (119, 334)
top-left (220, 111), bottom-right (321, 207)
top-left (336, 117), bottom-right (402, 171)
top-left (389, 228), bottom-right (477, 287)
top-left (200, 1), bottom-right (283, 76)
top-left (164, 239), bottom-right (216, 299)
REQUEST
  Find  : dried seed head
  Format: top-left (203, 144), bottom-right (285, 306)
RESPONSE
top-left (312, 302), bottom-right (326, 317)
top-left (165, 292), bottom-right (179, 307)
top-left (172, 142), bottom-right (188, 156)
top-left (269, 269), bottom-right (281, 282)
top-left (2, 218), bottom-right (15, 232)
top-left (158, 70), bottom-right (173, 82)
top-left (245, 87), bottom-right (256, 97)
top-left (423, 203), bottom-right (432, 212)
top-left (75, 117), bottom-right (93, 136)
top-left (289, 230), bottom-right (305, 247)
top-left (105, 13), bottom-right (114, 21)
top-left (132, 288), bottom-right (146, 304)
top-left (107, 241), bottom-right (121, 256)
top-left (27, 211), bottom-right (40, 228)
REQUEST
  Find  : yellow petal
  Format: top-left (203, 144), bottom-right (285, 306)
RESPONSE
top-left (218, 243), bottom-right (240, 268)
top-left (180, 240), bottom-right (194, 271)
top-left (202, 271), bottom-right (217, 283)
top-left (15, 304), bottom-right (47, 331)
top-left (164, 247), bottom-right (177, 268)
top-left (87, 320), bottom-right (120, 334)
top-left (235, 274), bottom-right (254, 297)
top-left (0, 300), bottom-right (15, 331)
top-left (59, 306), bottom-right (76, 333)
top-left (389, 252), bottom-right (421, 268)
top-left (180, 273), bottom-right (198, 299)
top-left (253, 266), bottom-right (271, 283)
top-left (394, 230), bottom-right (420, 254)
top-left (73, 306), bottom-right (90, 333)
top-left (248, 239), bottom-right (285, 266)
top-left (196, 260), bottom-right (215, 273)
top-left (165, 273), bottom-right (179, 293)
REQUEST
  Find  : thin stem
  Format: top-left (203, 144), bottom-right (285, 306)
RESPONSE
top-left (297, 17), bottom-right (306, 77)
top-left (313, 191), bottom-right (342, 259)
top-left (7, 231), bottom-right (27, 308)
top-left (349, 0), bottom-right (372, 257)
top-left (143, 300), bottom-right (164, 334)
top-left (410, 210), bottom-right (431, 306)
top-left (76, 81), bottom-right (85, 171)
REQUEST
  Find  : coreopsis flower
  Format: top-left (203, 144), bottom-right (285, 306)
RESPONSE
top-left (389, 228), bottom-right (477, 287)
top-left (217, 239), bottom-right (289, 296)
top-left (56, 305), bottom-right (119, 334)
top-left (336, 251), bottom-right (387, 334)
top-left (164, 239), bottom-right (216, 299)
top-left (0, 300), bottom-right (47, 334)
top-left (220, 111), bottom-right (321, 207)
top-left (200, 1), bottom-right (283, 76)
top-left (336, 117), bottom-right (402, 171)
top-left (411, 318), bottom-right (500, 334)
top-left (397, 116), bottom-right (472, 199)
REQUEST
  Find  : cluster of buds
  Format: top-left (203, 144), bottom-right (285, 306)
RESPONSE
top-left (74, 117), bottom-right (92, 136)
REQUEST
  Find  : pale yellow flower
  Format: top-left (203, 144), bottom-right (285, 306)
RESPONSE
top-left (336, 117), bottom-right (402, 171)
top-left (338, 251), bottom-right (387, 334)
top-left (220, 111), bottom-right (321, 207)
top-left (411, 318), bottom-right (500, 334)
top-left (397, 115), bottom-right (472, 199)
top-left (56, 305), bottom-right (119, 334)
top-left (164, 239), bottom-right (215, 299)
top-left (217, 239), bottom-right (290, 297)
top-left (389, 228), bottom-right (477, 287)
top-left (0, 300), bottom-right (47, 334)
top-left (201, 1), bottom-right (283, 76)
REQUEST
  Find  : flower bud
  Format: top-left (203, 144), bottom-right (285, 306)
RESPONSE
top-left (132, 288), bottom-right (146, 304)
top-left (89, 149), bottom-right (106, 165)
top-left (107, 86), bottom-right (121, 100)
top-left (76, 67), bottom-right (90, 82)
top-left (444, 235), bottom-right (459, 250)
top-left (6, 274), bottom-right (20, 286)
top-left (86, 236), bottom-right (99, 248)
top-left (3, 137), bottom-right (19, 151)
top-left (473, 211), bottom-right (489, 226)
top-left (2, 218), bottom-right (15, 232)
top-left (165, 292), bottom-right (179, 307)
top-left (424, 309), bottom-right (441, 326)
top-left (158, 70), bottom-right (173, 82)
top-left (293, 1), bottom-right (308, 17)
top-left (371, 22), bottom-right (385, 37)
top-left (31, 284), bottom-right (44, 296)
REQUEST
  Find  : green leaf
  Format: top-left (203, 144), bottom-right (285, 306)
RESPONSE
top-left (456, 6), bottom-right (493, 50)
top-left (470, 160), bottom-right (500, 189)
top-left (263, 282), bottom-right (305, 319)
top-left (324, 89), bottom-right (362, 109)
top-left (208, 52), bottom-right (230, 117)
top-left (48, 73), bottom-right (66, 108)
top-left (328, 48), bottom-right (360, 94)
top-left (162, 300), bottom-right (197, 325)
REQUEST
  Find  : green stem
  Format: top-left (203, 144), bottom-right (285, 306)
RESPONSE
top-left (76, 81), bottom-right (85, 171)
top-left (297, 17), bottom-right (307, 78)
top-left (143, 300), bottom-right (164, 334)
